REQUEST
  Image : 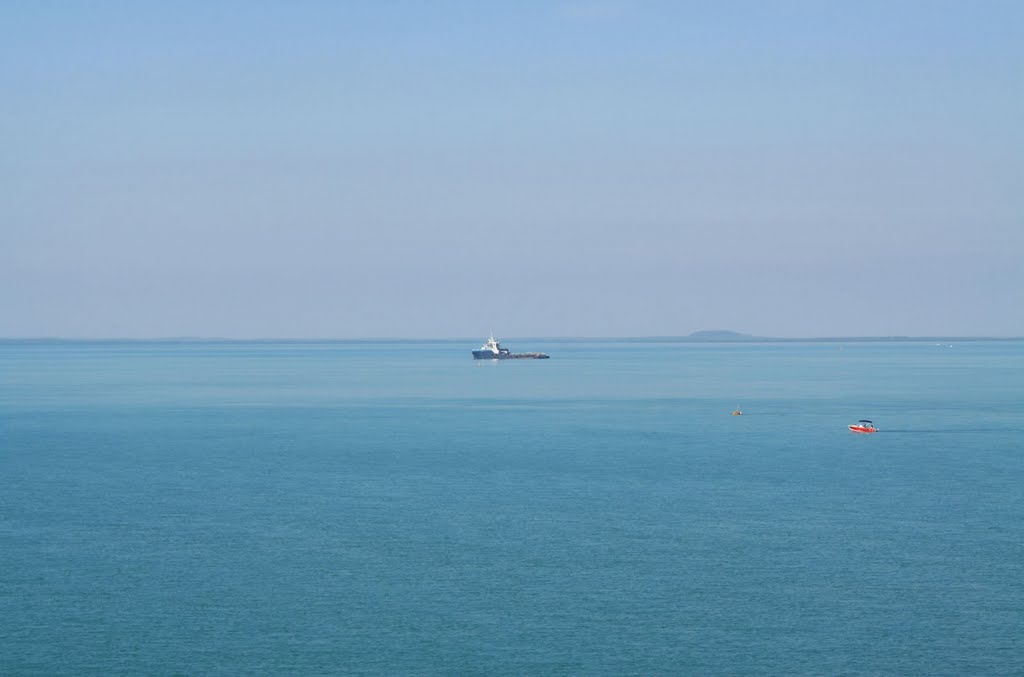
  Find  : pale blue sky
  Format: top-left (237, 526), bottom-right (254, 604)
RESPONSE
top-left (3, 1), bottom-right (1022, 338)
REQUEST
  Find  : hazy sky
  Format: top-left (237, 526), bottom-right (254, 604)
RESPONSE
top-left (3, 1), bottom-right (1022, 338)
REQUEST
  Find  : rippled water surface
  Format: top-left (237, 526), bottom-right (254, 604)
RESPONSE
top-left (2, 339), bottom-right (1022, 674)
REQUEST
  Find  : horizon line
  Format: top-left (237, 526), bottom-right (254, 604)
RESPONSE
top-left (2, 334), bottom-right (1022, 343)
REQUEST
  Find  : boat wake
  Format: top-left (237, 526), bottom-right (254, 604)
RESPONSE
top-left (879, 428), bottom-right (1013, 434)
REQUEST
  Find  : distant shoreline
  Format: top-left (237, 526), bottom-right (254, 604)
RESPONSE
top-left (586, 335), bottom-right (1024, 343)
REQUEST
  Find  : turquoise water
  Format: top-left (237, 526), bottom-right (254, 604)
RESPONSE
top-left (2, 340), bottom-right (1023, 674)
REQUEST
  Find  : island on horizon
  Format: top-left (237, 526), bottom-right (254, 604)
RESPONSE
top-left (616, 330), bottom-right (1022, 343)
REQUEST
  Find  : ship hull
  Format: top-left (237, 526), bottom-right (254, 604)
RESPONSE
top-left (472, 351), bottom-right (549, 359)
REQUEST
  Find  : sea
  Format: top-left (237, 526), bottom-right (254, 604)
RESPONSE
top-left (2, 339), bottom-right (1022, 675)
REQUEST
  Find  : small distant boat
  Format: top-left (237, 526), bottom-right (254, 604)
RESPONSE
top-left (471, 333), bottom-right (549, 359)
top-left (731, 407), bottom-right (743, 416)
top-left (849, 419), bottom-right (877, 434)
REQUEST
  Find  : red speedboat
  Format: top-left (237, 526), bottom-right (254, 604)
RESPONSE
top-left (849, 420), bottom-right (877, 433)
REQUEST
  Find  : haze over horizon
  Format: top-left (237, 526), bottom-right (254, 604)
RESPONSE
top-left (3, 1), bottom-right (1022, 339)
top-left (3, 330), bottom-right (1022, 342)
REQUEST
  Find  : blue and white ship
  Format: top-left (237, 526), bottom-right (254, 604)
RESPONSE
top-left (472, 333), bottom-right (549, 359)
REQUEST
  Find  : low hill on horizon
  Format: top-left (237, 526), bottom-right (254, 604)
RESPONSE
top-left (685, 330), bottom-right (756, 341)
top-left (647, 331), bottom-right (1018, 343)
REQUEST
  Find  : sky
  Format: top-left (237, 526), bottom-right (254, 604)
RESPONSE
top-left (2, 1), bottom-right (1022, 338)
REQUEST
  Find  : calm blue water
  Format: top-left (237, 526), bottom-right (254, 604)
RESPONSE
top-left (2, 339), bottom-right (1023, 675)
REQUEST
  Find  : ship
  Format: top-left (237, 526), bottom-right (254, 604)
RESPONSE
top-left (472, 333), bottom-right (549, 359)
top-left (849, 419), bottom-right (877, 433)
